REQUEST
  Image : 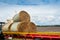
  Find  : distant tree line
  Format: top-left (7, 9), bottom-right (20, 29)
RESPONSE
top-left (37, 25), bottom-right (60, 27)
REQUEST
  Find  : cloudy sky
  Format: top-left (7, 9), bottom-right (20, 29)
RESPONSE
top-left (0, 0), bottom-right (60, 25)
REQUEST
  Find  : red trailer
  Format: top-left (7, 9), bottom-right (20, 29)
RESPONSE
top-left (3, 32), bottom-right (60, 40)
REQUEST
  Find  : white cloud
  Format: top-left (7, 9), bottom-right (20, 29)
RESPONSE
top-left (37, 15), bottom-right (55, 22)
top-left (0, 5), bottom-right (60, 25)
top-left (46, 16), bottom-right (55, 21)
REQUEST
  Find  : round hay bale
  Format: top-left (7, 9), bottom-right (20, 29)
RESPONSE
top-left (19, 22), bottom-right (37, 36)
top-left (2, 19), bottom-right (13, 32)
top-left (13, 11), bottom-right (30, 22)
top-left (18, 22), bottom-right (37, 33)
top-left (13, 14), bottom-right (20, 22)
top-left (19, 11), bottom-right (30, 22)
top-left (29, 22), bottom-right (37, 33)
top-left (18, 22), bottom-right (30, 32)
top-left (10, 22), bottom-right (21, 32)
top-left (2, 22), bottom-right (13, 32)
top-left (10, 22), bottom-right (30, 32)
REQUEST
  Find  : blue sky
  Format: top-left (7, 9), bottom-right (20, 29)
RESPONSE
top-left (0, 0), bottom-right (60, 5)
top-left (0, 0), bottom-right (60, 25)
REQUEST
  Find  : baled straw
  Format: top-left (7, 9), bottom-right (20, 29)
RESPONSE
top-left (19, 11), bottom-right (30, 22)
top-left (2, 20), bottom-right (13, 32)
top-left (29, 22), bottom-right (37, 33)
top-left (13, 14), bottom-right (20, 22)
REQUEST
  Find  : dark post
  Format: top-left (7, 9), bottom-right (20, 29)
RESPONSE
top-left (0, 22), bottom-right (5, 40)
